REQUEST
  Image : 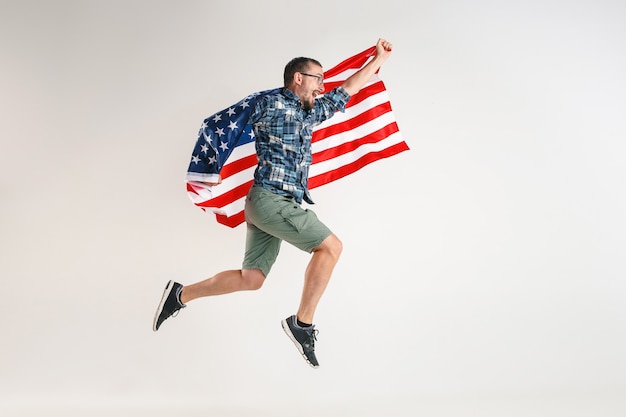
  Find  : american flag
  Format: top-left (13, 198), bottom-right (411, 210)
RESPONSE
top-left (185, 45), bottom-right (409, 228)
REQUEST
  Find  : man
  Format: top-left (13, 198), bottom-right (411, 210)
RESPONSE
top-left (154, 38), bottom-right (393, 368)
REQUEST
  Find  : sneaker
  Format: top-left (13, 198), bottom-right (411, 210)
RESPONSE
top-left (281, 315), bottom-right (320, 368)
top-left (153, 280), bottom-right (185, 331)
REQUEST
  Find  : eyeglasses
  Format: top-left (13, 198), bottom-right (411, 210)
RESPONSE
top-left (300, 72), bottom-right (324, 85)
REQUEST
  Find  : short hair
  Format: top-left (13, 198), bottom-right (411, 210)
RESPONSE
top-left (283, 57), bottom-right (322, 87)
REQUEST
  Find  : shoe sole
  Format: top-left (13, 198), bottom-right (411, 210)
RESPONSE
top-left (281, 319), bottom-right (319, 369)
top-left (153, 280), bottom-right (175, 332)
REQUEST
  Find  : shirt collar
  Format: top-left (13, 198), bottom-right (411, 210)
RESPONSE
top-left (282, 87), bottom-right (301, 103)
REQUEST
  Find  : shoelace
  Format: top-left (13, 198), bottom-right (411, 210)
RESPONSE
top-left (306, 328), bottom-right (319, 347)
top-left (170, 303), bottom-right (185, 318)
top-left (172, 288), bottom-right (186, 317)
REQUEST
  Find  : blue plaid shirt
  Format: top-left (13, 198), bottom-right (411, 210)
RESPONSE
top-left (249, 87), bottom-right (351, 204)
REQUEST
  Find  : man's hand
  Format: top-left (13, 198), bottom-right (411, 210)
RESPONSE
top-left (342, 38), bottom-right (394, 96)
top-left (376, 38), bottom-right (393, 61)
top-left (199, 175), bottom-right (222, 187)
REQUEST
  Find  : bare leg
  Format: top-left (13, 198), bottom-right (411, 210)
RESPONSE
top-left (180, 268), bottom-right (265, 304)
top-left (296, 234), bottom-right (343, 324)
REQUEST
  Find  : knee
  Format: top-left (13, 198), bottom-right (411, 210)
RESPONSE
top-left (322, 234), bottom-right (343, 260)
top-left (332, 236), bottom-right (343, 259)
top-left (242, 269), bottom-right (265, 290)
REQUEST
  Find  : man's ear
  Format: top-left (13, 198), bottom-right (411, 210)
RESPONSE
top-left (294, 72), bottom-right (303, 86)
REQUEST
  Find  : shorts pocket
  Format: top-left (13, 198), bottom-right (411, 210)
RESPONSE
top-left (245, 188), bottom-right (275, 224)
top-left (281, 204), bottom-right (317, 233)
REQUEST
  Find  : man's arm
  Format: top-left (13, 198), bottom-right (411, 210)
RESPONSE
top-left (341, 38), bottom-right (393, 96)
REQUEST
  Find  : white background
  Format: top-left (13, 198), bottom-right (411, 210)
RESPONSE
top-left (1, 0), bottom-right (625, 416)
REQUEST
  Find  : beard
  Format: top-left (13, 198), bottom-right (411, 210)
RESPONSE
top-left (302, 97), bottom-right (314, 111)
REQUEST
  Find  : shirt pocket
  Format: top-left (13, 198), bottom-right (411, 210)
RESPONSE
top-left (281, 113), bottom-right (297, 136)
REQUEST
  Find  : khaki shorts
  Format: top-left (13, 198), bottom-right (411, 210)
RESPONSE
top-left (242, 186), bottom-right (332, 277)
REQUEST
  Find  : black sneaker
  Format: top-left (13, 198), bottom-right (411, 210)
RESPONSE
top-left (281, 315), bottom-right (320, 368)
top-left (153, 280), bottom-right (186, 331)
